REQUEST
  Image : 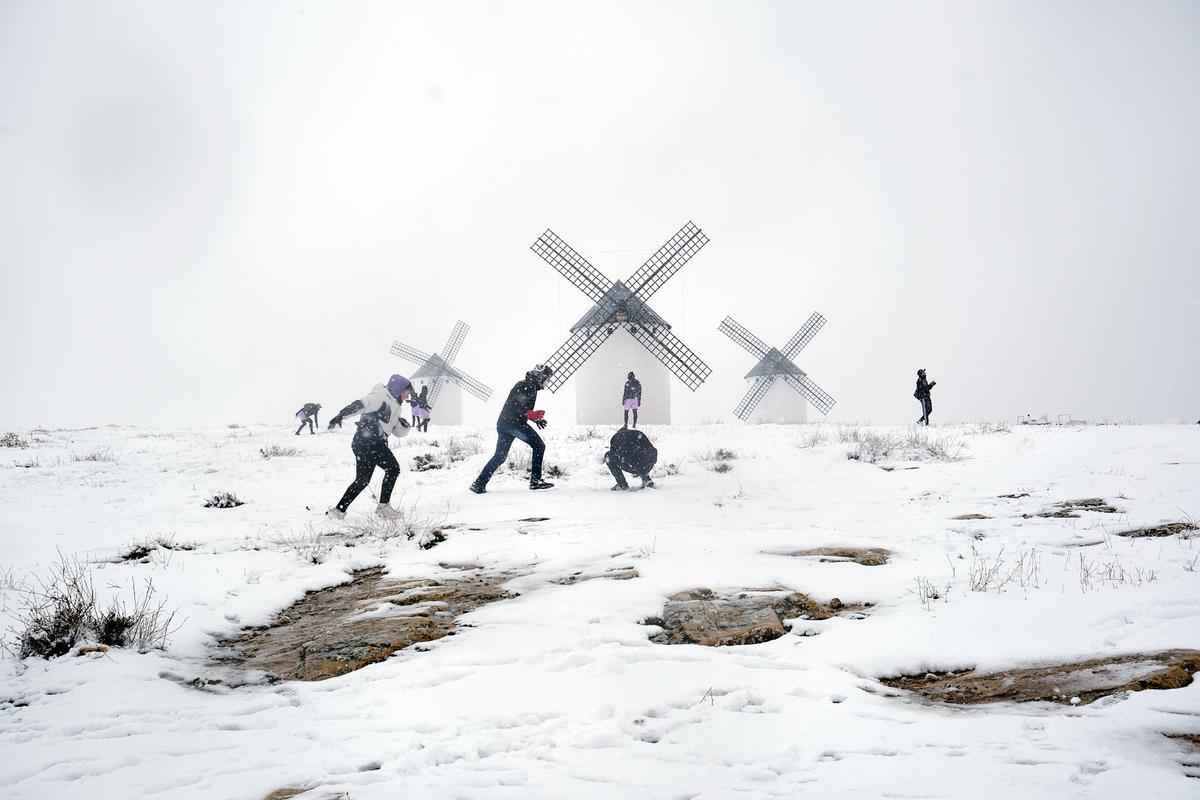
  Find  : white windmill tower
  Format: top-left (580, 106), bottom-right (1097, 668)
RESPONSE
top-left (388, 321), bottom-right (493, 426)
top-left (531, 222), bottom-right (712, 425)
top-left (718, 313), bottom-right (836, 423)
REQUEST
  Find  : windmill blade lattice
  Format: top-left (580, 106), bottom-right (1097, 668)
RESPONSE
top-left (782, 312), bottom-right (827, 359)
top-left (627, 325), bottom-right (711, 391)
top-left (734, 376), bottom-right (775, 420)
top-left (718, 316), bottom-right (771, 360)
top-left (531, 230), bottom-right (614, 303)
top-left (389, 320), bottom-right (493, 412)
top-left (718, 312), bottom-right (836, 419)
top-left (625, 221), bottom-right (709, 303)
top-left (537, 222), bottom-right (712, 394)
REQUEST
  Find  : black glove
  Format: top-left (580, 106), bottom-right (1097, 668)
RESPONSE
top-left (533, 418), bottom-right (548, 430)
top-left (328, 416), bottom-right (343, 429)
top-left (399, 419), bottom-right (410, 428)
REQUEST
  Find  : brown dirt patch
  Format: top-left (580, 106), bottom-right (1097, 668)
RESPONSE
top-left (648, 587), bottom-right (869, 647)
top-left (953, 513), bottom-right (992, 520)
top-left (217, 566), bottom-right (521, 681)
top-left (880, 649), bottom-right (1200, 705)
top-left (776, 547), bottom-right (891, 566)
top-left (1117, 522), bottom-right (1199, 538)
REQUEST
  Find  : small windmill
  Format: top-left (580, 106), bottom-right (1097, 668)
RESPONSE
top-left (532, 222), bottom-right (712, 424)
top-left (718, 313), bottom-right (836, 423)
top-left (389, 320), bottom-right (493, 426)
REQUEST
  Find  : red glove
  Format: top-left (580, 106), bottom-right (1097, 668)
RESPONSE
top-left (526, 410), bottom-right (545, 421)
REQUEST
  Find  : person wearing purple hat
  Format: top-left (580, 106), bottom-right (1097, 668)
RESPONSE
top-left (325, 374), bottom-right (413, 520)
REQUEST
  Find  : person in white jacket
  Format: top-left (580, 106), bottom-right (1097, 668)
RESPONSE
top-left (325, 374), bottom-right (413, 520)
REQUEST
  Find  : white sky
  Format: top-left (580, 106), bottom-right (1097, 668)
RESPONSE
top-left (2, 0), bottom-right (1198, 428)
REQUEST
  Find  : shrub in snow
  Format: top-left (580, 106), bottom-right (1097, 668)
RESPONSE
top-left (334, 501), bottom-right (447, 550)
top-left (118, 534), bottom-right (197, 562)
top-left (12, 556), bottom-right (178, 658)
top-left (546, 464), bottom-right (567, 479)
top-left (270, 529), bottom-right (333, 564)
top-left (442, 436), bottom-right (483, 463)
top-left (72, 448), bottom-right (115, 463)
top-left (412, 453), bottom-right (444, 471)
top-left (692, 447), bottom-right (737, 472)
top-left (1, 432), bottom-right (30, 448)
top-left (204, 491), bottom-right (244, 508)
top-left (259, 445), bottom-right (300, 459)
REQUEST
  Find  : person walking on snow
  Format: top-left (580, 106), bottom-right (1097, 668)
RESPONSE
top-left (622, 372), bottom-right (642, 428)
top-left (605, 427), bottom-right (657, 490)
top-left (324, 374), bottom-right (413, 520)
top-left (295, 402), bottom-right (322, 435)
top-left (914, 368), bottom-right (936, 426)
top-left (470, 365), bottom-right (555, 494)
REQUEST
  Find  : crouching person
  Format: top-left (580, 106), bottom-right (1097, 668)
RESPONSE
top-left (325, 374), bottom-right (413, 520)
top-left (605, 427), bottom-right (657, 490)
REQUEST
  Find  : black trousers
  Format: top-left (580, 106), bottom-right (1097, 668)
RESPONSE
top-left (335, 434), bottom-right (399, 512)
top-left (608, 459), bottom-right (649, 488)
top-left (918, 396), bottom-right (933, 425)
top-left (296, 417), bottom-right (315, 435)
top-left (623, 407), bottom-right (638, 428)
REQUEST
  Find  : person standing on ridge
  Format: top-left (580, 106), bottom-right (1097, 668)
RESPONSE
top-left (604, 427), bottom-right (657, 490)
top-left (294, 402), bottom-right (322, 435)
top-left (622, 371), bottom-right (642, 428)
top-left (412, 385), bottom-right (431, 433)
top-left (470, 365), bottom-right (555, 493)
top-left (914, 368), bottom-right (936, 426)
top-left (324, 374), bottom-right (413, 520)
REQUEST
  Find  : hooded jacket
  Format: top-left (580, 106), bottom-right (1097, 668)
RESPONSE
top-left (496, 375), bottom-right (542, 427)
top-left (350, 382), bottom-right (412, 440)
top-left (606, 428), bottom-right (658, 475)
top-left (622, 376), bottom-right (642, 402)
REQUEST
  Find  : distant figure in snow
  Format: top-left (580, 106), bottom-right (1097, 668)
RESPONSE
top-left (605, 427), bottom-right (657, 491)
top-left (412, 385), bottom-right (431, 433)
top-left (622, 371), bottom-right (642, 428)
top-left (470, 365), bottom-right (555, 494)
top-left (914, 368), bottom-right (936, 426)
top-left (324, 374), bottom-right (413, 520)
top-left (295, 403), bottom-right (322, 435)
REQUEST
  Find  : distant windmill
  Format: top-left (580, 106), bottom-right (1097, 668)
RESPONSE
top-left (532, 222), bottom-right (712, 424)
top-left (718, 313), bottom-right (836, 423)
top-left (389, 320), bottom-right (493, 426)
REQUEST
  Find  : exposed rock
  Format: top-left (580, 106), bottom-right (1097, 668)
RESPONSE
top-left (553, 566), bottom-right (639, 585)
top-left (773, 547), bottom-right (891, 566)
top-left (880, 650), bottom-right (1200, 705)
top-left (1116, 522), bottom-right (1199, 539)
top-left (649, 588), bottom-right (868, 647)
top-left (999, 492), bottom-right (1031, 499)
top-left (216, 566), bottom-right (520, 681)
top-left (1029, 498), bottom-right (1120, 518)
top-left (953, 513), bottom-right (992, 520)
top-left (519, 516), bottom-right (551, 522)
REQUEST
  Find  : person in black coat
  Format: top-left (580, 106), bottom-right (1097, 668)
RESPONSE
top-left (470, 365), bottom-right (555, 493)
top-left (295, 403), bottom-right (322, 435)
top-left (914, 369), bottom-right (936, 425)
top-left (605, 427), bottom-right (657, 490)
top-left (622, 372), bottom-right (642, 428)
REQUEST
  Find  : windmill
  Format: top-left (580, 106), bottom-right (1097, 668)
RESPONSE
top-left (718, 313), bottom-right (836, 424)
top-left (532, 221), bottom-right (712, 425)
top-left (389, 320), bottom-right (493, 426)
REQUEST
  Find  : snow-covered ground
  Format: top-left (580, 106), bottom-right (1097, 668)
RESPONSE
top-left (1, 422), bottom-right (1198, 799)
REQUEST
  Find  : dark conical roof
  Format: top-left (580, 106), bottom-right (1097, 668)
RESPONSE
top-left (569, 281), bottom-right (671, 332)
top-left (412, 354), bottom-right (451, 379)
top-left (744, 348), bottom-right (806, 379)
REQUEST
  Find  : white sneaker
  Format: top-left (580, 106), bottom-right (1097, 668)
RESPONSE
top-left (376, 503), bottom-right (402, 520)
top-left (325, 508), bottom-right (346, 522)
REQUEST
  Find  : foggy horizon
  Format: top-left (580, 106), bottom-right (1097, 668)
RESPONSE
top-left (3, 1), bottom-right (1198, 430)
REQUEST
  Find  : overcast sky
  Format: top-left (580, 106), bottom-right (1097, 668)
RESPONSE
top-left (2, 0), bottom-right (1198, 429)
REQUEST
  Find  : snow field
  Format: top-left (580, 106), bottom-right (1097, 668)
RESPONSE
top-left (1, 422), bottom-right (1199, 798)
